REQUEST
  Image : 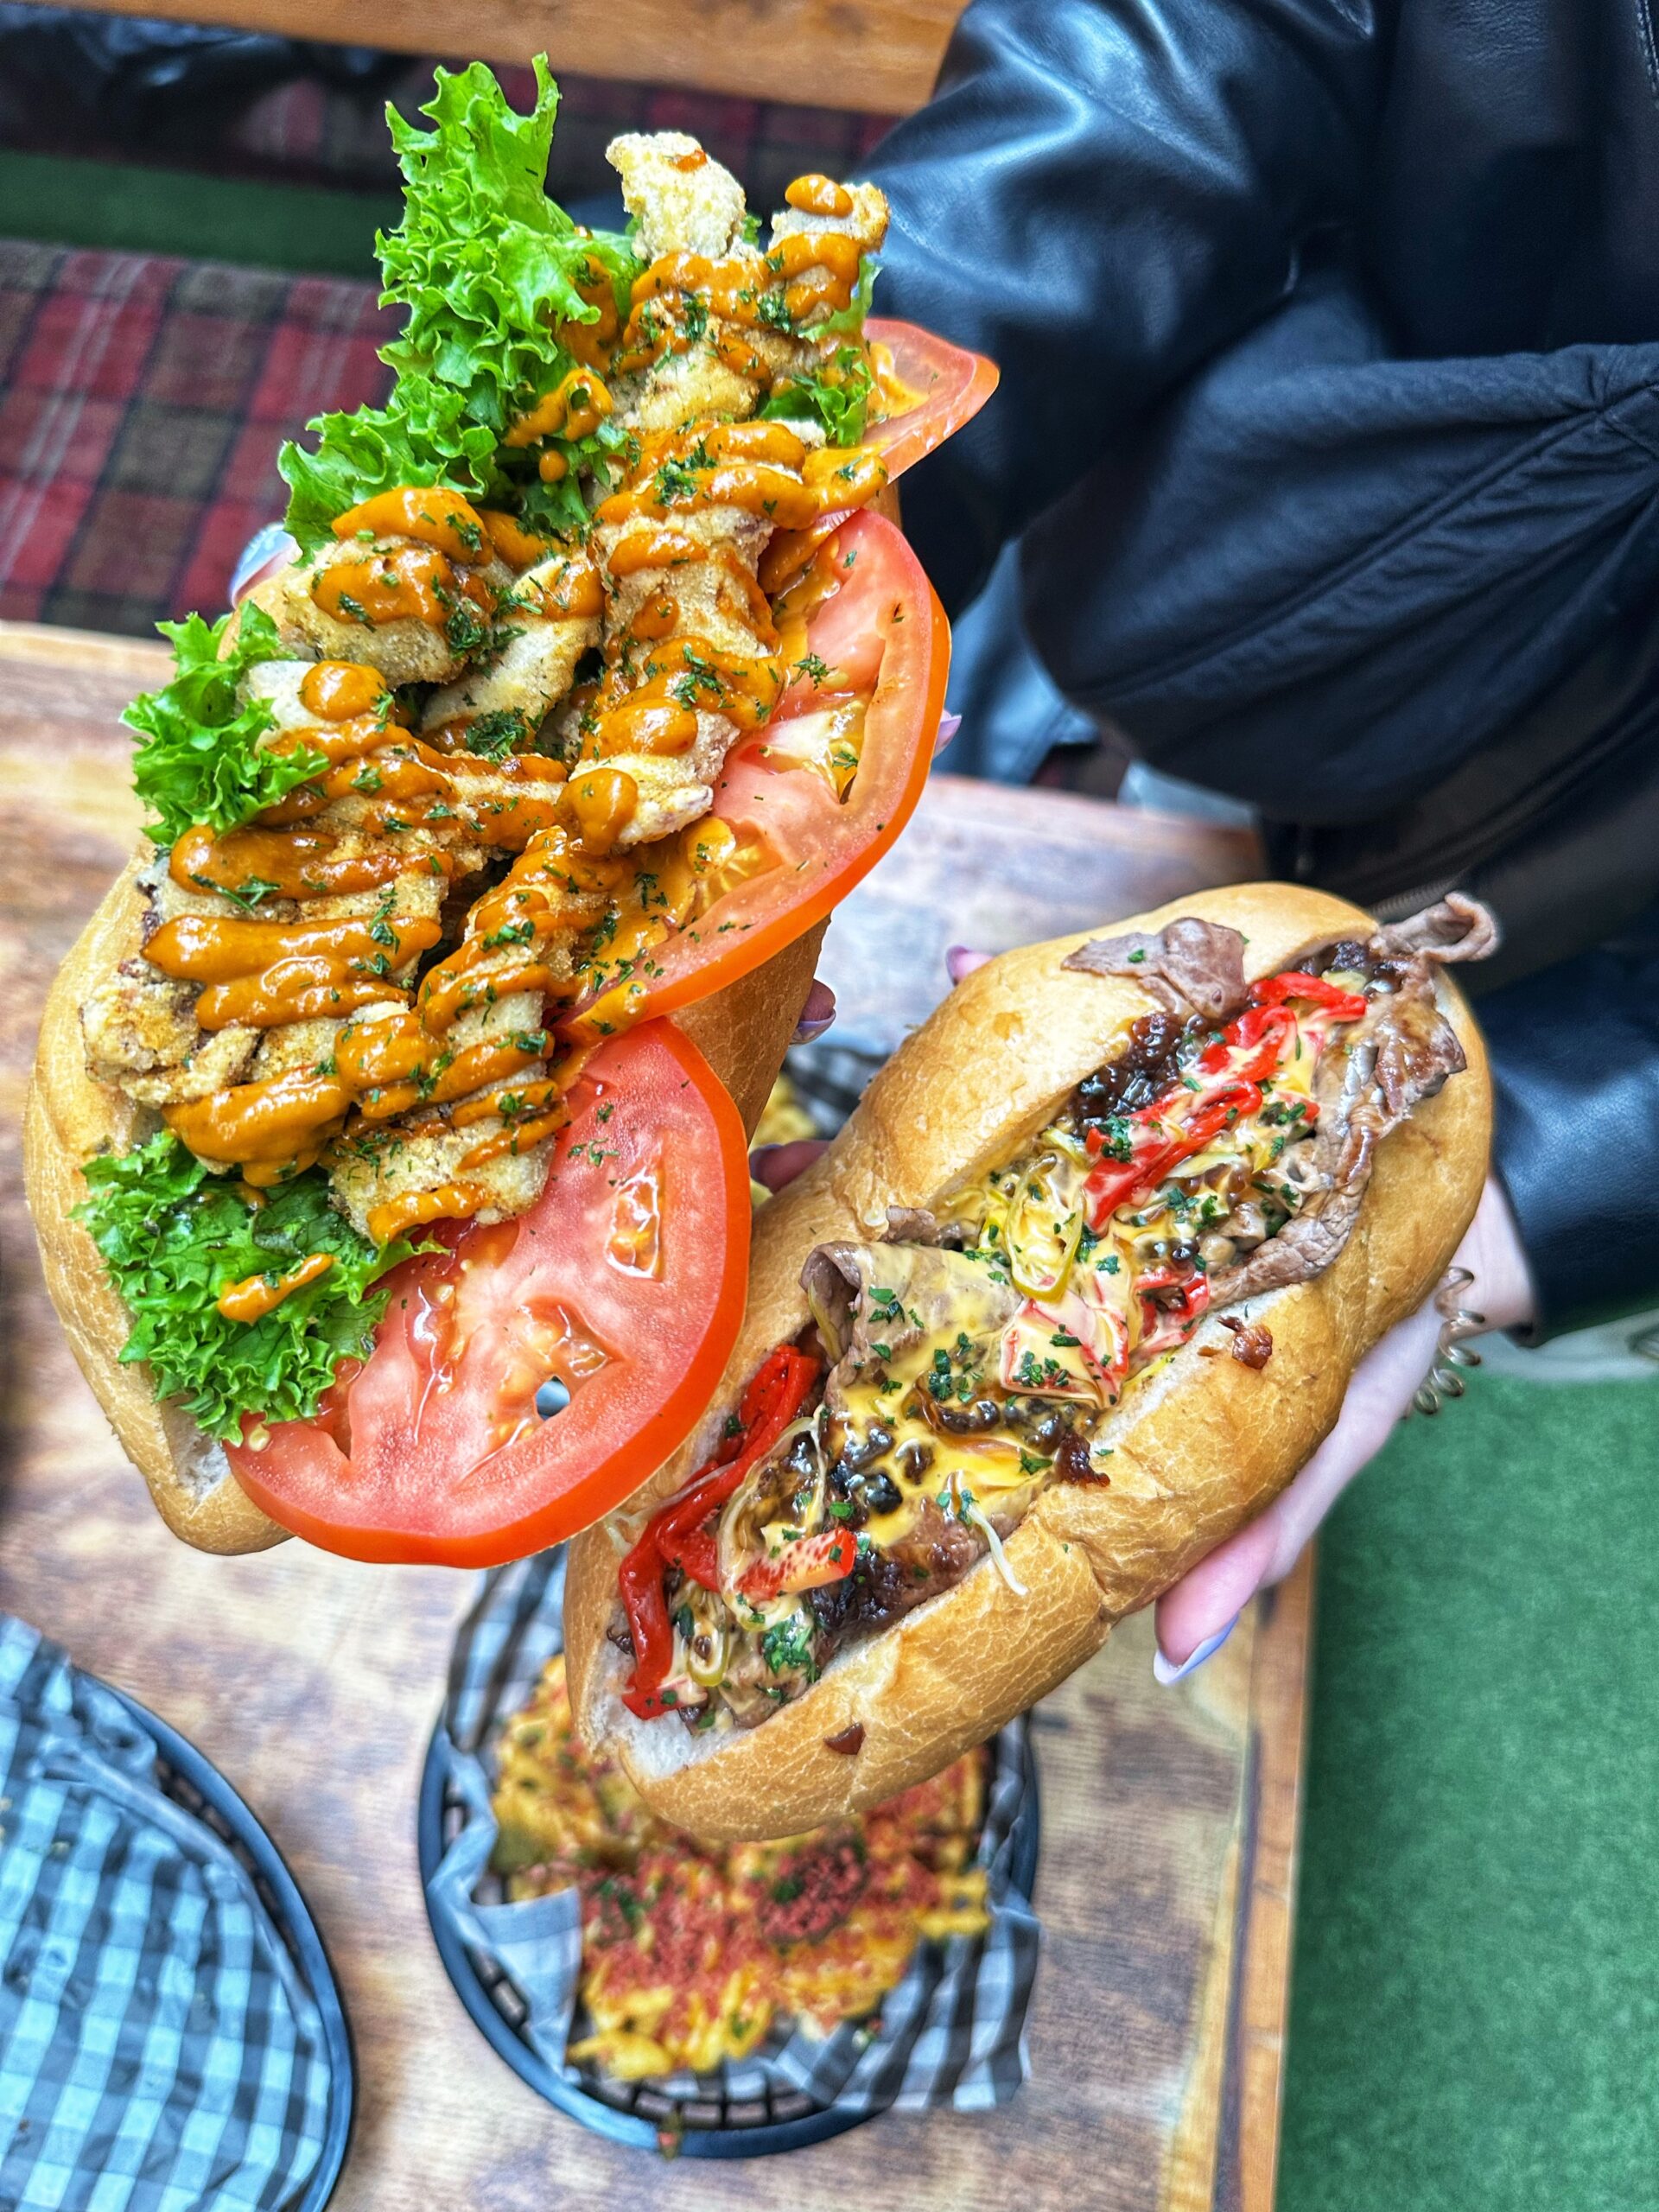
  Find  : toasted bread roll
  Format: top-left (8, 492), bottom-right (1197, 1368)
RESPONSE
top-left (23, 855), bottom-right (821, 1554)
top-left (565, 884), bottom-right (1491, 1840)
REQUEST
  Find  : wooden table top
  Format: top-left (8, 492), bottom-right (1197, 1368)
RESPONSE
top-left (0, 619), bottom-right (1308, 2212)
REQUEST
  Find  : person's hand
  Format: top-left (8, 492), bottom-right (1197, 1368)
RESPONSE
top-left (1152, 1172), bottom-right (1535, 1681)
top-left (753, 948), bottom-right (1535, 1688)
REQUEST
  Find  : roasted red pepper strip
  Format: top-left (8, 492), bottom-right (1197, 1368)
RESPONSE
top-left (658, 1344), bottom-right (821, 1586)
top-left (1089, 971), bottom-right (1351, 1224)
top-left (1084, 1074), bottom-right (1265, 1225)
top-left (616, 1536), bottom-right (677, 1721)
top-left (1166, 1077), bottom-right (1262, 1162)
top-left (620, 1344), bottom-right (820, 1717)
top-left (1198, 1001), bottom-right (1294, 1076)
top-left (1251, 970), bottom-right (1368, 1020)
top-left (1083, 1121), bottom-right (1175, 1221)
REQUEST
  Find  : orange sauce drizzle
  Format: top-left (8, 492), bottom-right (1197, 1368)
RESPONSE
top-left (315, 543), bottom-right (458, 629)
top-left (170, 823), bottom-right (433, 904)
top-left (785, 173), bottom-right (854, 218)
top-left (505, 367), bottom-right (613, 449)
top-left (330, 486), bottom-right (490, 564)
top-left (559, 258), bottom-right (623, 372)
top-left (166, 1067), bottom-right (351, 1185)
top-left (607, 233), bottom-right (861, 383)
top-left (216, 1251), bottom-right (334, 1324)
top-left (149, 177), bottom-right (880, 1205)
top-left (145, 907), bottom-right (446, 1029)
top-left (367, 1179), bottom-right (491, 1248)
top-left (146, 633), bottom-right (585, 1184)
top-left (299, 661), bottom-right (390, 719)
top-left (456, 1108), bottom-right (571, 1172)
top-left (477, 508), bottom-right (552, 570)
top-left (515, 549), bottom-right (605, 622)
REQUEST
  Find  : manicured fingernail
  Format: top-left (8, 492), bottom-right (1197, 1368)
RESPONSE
top-left (934, 712), bottom-right (962, 756)
top-left (749, 1139), bottom-right (823, 1192)
top-left (228, 522), bottom-right (296, 604)
top-left (791, 979), bottom-right (836, 1044)
top-left (945, 944), bottom-right (990, 985)
top-left (1153, 1616), bottom-right (1237, 1687)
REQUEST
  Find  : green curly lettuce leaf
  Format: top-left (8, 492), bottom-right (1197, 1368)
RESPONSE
top-left (276, 60), bottom-right (639, 545)
top-left (816, 252), bottom-right (879, 339)
top-left (78, 1134), bottom-right (422, 1442)
top-left (759, 343), bottom-right (874, 445)
top-left (378, 57), bottom-right (639, 437)
top-left (278, 373), bottom-right (504, 554)
top-left (124, 604), bottom-right (324, 847)
top-left (507, 414), bottom-right (638, 537)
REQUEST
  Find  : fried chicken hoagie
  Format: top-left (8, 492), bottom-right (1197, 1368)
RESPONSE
top-left (25, 58), bottom-right (995, 1564)
top-left (565, 887), bottom-right (1495, 1841)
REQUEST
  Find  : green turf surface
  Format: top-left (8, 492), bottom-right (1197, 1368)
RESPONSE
top-left (0, 151), bottom-right (397, 275)
top-left (1278, 1367), bottom-right (1659, 2211)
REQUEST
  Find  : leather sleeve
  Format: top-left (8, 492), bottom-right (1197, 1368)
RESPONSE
top-left (1480, 909), bottom-right (1659, 1339)
top-left (866, 0), bottom-right (1382, 608)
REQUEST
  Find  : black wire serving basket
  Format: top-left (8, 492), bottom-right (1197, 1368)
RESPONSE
top-left (417, 1550), bottom-right (1041, 2158)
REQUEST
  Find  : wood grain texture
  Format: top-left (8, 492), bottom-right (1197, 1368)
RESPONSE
top-left (65, 0), bottom-right (968, 113)
top-left (0, 618), bottom-right (1307, 2208)
top-left (815, 772), bottom-right (1262, 1058)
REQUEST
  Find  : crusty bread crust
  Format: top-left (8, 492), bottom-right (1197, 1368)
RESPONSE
top-left (565, 883), bottom-right (1492, 1840)
top-left (22, 852), bottom-right (823, 1554)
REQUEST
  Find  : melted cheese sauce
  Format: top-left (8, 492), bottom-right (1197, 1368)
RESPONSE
top-left (643, 983), bottom-right (1366, 1716)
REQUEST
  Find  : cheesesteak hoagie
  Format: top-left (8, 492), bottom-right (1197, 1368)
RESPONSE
top-left (566, 885), bottom-right (1495, 1839)
top-left (22, 60), bottom-right (993, 1566)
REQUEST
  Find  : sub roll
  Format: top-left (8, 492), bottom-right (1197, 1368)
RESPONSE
top-left (566, 883), bottom-right (1495, 1840)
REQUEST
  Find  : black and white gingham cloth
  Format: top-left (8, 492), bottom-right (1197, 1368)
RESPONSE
top-left (426, 1551), bottom-right (1040, 2120)
top-left (0, 1617), bottom-right (334, 2210)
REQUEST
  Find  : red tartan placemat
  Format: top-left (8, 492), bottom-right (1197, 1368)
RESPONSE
top-left (0, 240), bottom-right (390, 635)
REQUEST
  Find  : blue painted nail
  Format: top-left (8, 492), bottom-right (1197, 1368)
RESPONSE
top-left (1153, 1616), bottom-right (1238, 1687)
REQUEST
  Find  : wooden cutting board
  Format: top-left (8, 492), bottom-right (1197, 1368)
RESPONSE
top-left (0, 618), bottom-right (1309, 2212)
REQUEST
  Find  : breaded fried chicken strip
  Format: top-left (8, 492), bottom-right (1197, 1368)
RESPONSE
top-left (422, 547), bottom-right (602, 751)
top-left (245, 541), bottom-right (516, 686)
top-left (603, 133), bottom-right (889, 439)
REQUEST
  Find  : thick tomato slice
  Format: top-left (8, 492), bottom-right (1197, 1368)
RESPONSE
top-left (226, 1021), bottom-right (750, 1567)
top-left (863, 316), bottom-right (1000, 478)
top-left (563, 511), bottom-right (948, 1036)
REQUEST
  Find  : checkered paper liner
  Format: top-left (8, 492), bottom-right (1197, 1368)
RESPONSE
top-left (0, 1616), bottom-right (337, 2212)
top-left (424, 1551), bottom-right (1041, 2142)
top-left (779, 1038), bottom-right (886, 1137)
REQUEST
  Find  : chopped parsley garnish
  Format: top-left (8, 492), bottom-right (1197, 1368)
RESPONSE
top-left (652, 455), bottom-right (704, 505)
top-left (466, 708), bottom-right (529, 759)
top-left (219, 875), bottom-right (281, 913)
top-left (759, 1618), bottom-right (817, 1679)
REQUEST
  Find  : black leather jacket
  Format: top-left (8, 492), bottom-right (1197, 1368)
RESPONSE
top-left (869, 0), bottom-right (1659, 1338)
